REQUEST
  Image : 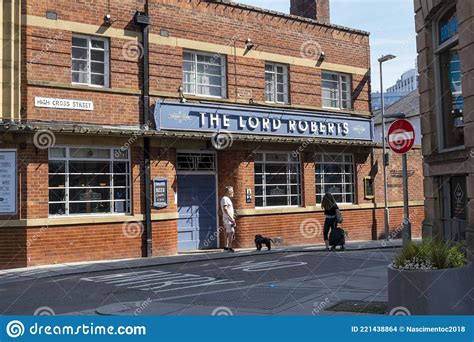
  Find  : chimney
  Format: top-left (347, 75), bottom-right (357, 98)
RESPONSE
top-left (290, 0), bottom-right (330, 24)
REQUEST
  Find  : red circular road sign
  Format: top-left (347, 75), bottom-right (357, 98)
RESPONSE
top-left (387, 119), bottom-right (415, 154)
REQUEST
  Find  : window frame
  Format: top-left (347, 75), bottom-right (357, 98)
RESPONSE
top-left (432, 5), bottom-right (464, 152)
top-left (264, 62), bottom-right (289, 104)
top-left (48, 146), bottom-right (131, 217)
top-left (315, 153), bottom-right (355, 205)
top-left (182, 50), bottom-right (227, 98)
top-left (254, 151), bottom-right (302, 209)
top-left (71, 34), bottom-right (110, 88)
top-left (321, 71), bottom-right (352, 110)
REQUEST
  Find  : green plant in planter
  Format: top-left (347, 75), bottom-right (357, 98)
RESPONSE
top-left (393, 239), bottom-right (466, 270)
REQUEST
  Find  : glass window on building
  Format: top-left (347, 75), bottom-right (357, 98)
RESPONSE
top-left (322, 71), bottom-right (351, 110)
top-left (315, 154), bottom-right (355, 204)
top-left (254, 152), bottom-right (302, 208)
top-left (265, 63), bottom-right (289, 103)
top-left (436, 7), bottom-right (463, 149)
top-left (182, 51), bottom-right (226, 98)
top-left (48, 147), bottom-right (131, 216)
top-left (72, 35), bottom-right (109, 87)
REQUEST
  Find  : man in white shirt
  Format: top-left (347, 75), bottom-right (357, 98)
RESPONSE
top-left (221, 186), bottom-right (236, 253)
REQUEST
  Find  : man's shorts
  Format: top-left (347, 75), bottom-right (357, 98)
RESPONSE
top-left (224, 222), bottom-right (235, 234)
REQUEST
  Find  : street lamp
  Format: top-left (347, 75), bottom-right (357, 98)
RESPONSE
top-left (378, 54), bottom-right (396, 241)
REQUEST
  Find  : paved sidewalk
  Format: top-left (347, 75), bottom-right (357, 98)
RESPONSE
top-left (0, 239), bottom-right (408, 284)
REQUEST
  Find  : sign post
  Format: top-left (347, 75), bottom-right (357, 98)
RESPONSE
top-left (387, 119), bottom-right (415, 246)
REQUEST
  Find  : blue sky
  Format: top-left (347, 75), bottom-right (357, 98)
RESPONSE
top-left (236, 0), bottom-right (417, 92)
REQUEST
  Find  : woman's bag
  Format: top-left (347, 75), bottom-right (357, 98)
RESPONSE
top-left (336, 209), bottom-right (343, 224)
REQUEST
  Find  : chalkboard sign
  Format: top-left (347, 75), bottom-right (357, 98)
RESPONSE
top-left (153, 177), bottom-right (168, 209)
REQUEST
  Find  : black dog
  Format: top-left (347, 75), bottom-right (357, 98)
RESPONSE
top-left (255, 234), bottom-right (273, 251)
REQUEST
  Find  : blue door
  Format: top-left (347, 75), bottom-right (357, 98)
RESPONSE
top-left (177, 174), bottom-right (217, 252)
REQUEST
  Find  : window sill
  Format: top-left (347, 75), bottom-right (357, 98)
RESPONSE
top-left (0, 212), bottom-right (179, 228)
top-left (236, 201), bottom-right (424, 217)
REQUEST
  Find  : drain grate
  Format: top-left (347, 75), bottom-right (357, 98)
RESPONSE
top-left (326, 300), bottom-right (387, 314)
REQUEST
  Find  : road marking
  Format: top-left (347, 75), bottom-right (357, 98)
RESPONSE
top-left (220, 260), bottom-right (307, 272)
top-left (81, 270), bottom-right (243, 294)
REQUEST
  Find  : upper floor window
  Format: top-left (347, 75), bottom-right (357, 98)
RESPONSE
top-left (72, 35), bottom-right (109, 87)
top-left (182, 51), bottom-right (226, 98)
top-left (435, 6), bottom-right (463, 149)
top-left (265, 63), bottom-right (289, 103)
top-left (322, 71), bottom-right (351, 110)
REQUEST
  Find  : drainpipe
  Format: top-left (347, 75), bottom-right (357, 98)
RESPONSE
top-left (134, 4), bottom-right (152, 257)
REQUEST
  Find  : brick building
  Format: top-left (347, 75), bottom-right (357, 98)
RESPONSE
top-left (0, 0), bottom-right (424, 269)
top-left (414, 0), bottom-right (474, 258)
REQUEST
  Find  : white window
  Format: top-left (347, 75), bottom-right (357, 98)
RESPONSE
top-left (48, 147), bottom-right (131, 216)
top-left (72, 35), bottom-right (109, 87)
top-left (182, 51), bottom-right (226, 98)
top-left (254, 152), bottom-right (302, 208)
top-left (265, 63), bottom-right (289, 103)
top-left (322, 71), bottom-right (351, 109)
top-left (316, 154), bottom-right (355, 204)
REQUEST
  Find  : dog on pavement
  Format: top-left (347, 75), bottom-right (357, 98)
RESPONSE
top-left (255, 234), bottom-right (273, 251)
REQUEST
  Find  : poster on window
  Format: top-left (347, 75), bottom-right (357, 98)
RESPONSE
top-left (450, 176), bottom-right (467, 220)
top-left (0, 150), bottom-right (17, 214)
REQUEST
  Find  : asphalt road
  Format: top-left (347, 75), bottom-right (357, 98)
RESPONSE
top-left (0, 249), bottom-right (398, 316)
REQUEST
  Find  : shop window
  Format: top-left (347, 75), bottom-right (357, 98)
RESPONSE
top-left (265, 63), bottom-right (289, 104)
top-left (182, 51), bottom-right (226, 98)
top-left (315, 154), bottom-right (355, 204)
top-left (72, 35), bottom-right (109, 87)
top-left (322, 71), bottom-right (351, 110)
top-left (435, 7), bottom-right (464, 149)
top-left (254, 152), bottom-right (302, 208)
top-left (48, 147), bottom-right (131, 216)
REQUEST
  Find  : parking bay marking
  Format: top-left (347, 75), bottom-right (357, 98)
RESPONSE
top-left (220, 260), bottom-right (307, 272)
top-left (81, 270), bottom-right (243, 293)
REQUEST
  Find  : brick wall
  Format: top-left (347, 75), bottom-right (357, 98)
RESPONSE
top-left (236, 206), bottom-right (424, 248)
top-left (23, 0), bottom-right (370, 127)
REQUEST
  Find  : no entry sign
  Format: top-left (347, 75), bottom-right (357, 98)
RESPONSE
top-left (387, 119), bottom-right (415, 154)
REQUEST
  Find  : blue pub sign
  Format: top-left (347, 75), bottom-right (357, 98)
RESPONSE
top-left (154, 101), bottom-right (373, 141)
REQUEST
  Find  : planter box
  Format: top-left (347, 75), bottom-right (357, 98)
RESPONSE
top-left (388, 262), bottom-right (474, 315)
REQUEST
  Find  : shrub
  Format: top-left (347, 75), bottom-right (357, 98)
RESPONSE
top-left (393, 239), bottom-right (467, 270)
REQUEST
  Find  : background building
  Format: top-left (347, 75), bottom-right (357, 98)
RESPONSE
top-left (374, 90), bottom-right (421, 145)
top-left (415, 0), bottom-right (473, 259)
top-left (372, 68), bottom-right (419, 111)
top-left (0, 0), bottom-right (424, 269)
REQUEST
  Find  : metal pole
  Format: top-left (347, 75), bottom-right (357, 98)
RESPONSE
top-left (380, 61), bottom-right (390, 240)
top-left (402, 153), bottom-right (412, 245)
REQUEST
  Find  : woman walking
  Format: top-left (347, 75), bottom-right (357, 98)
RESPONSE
top-left (321, 192), bottom-right (339, 251)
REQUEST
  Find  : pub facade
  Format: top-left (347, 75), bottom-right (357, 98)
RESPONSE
top-left (0, 0), bottom-right (424, 268)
